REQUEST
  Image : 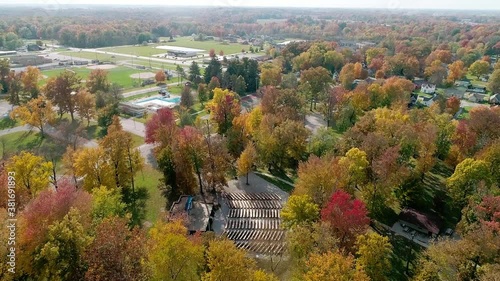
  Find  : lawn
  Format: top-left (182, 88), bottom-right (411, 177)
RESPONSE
top-left (0, 131), bottom-right (67, 173)
top-left (465, 74), bottom-right (488, 88)
top-left (61, 51), bottom-right (179, 71)
top-left (135, 164), bottom-right (165, 223)
top-left (123, 91), bottom-right (159, 102)
top-left (103, 36), bottom-right (252, 56)
top-left (458, 106), bottom-right (472, 119)
top-left (130, 132), bottom-right (145, 148)
top-left (40, 66), bottom-right (158, 89)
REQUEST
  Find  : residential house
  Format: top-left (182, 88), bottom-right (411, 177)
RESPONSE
top-left (489, 94), bottom-right (500, 105)
top-left (454, 80), bottom-right (471, 88)
top-left (421, 83), bottom-right (436, 94)
top-left (465, 92), bottom-right (488, 103)
top-left (466, 86), bottom-right (486, 94)
top-left (398, 208), bottom-right (443, 237)
top-left (444, 87), bottom-right (467, 99)
top-left (417, 94), bottom-right (438, 107)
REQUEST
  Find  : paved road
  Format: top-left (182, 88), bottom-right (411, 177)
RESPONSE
top-left (305, 112), bottom-right (326, 135)
top-left (460, 100), bottom-right (488, 108)
top-left (119, 117), bottom-right (145, 137)
top-left (0, 125), bottom-right (33, 137)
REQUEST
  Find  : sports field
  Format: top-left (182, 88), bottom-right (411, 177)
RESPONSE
top-left (40, 66), bottom-right (159, 89)
top-left (61, 51), bottom-right (178, 70)
top-left (101, 36), bottom-right (253, 56)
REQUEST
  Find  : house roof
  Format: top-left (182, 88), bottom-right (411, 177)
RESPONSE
top-left (445, 87), bottom-right (467, 95)
top-left (490, 94), bottom-right (500, 102)
top-left (399, 208), bottom-right (442, 235)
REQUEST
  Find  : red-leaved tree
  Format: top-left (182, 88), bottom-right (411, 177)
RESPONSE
top-left (321, 190), bottom-right (369, 251)
top-left (145, 107), bottom-right (177, 146)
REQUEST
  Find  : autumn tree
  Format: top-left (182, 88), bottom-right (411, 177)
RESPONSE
top-left (85, 217), bottom-right (148, 281)
top-left (180, 85), bottom-right (194, 108)
top-left (207, 88), bottom-right (241, 135)
top-left (174, 126), bottom-right (207, 194)
top-left (383, 53), bottom-right (419, 79)
top-left (203, 239), bottom-right (257, 281)
top-left (468, 60), bottom-right (490, 79)
top-left (73, 147), bottom-right (115, 191)
top-left (414, 227), bottom-right (500, 281)
top-left (281, 195), bottom-right (320, 229)
top-left (300, 66), bottom-right (332, 110)
top-left (21, 66), bottom-right (41, 99)
top-left (447, 60), bottom-right (467, 84)
top-left (6, 151), bottom-right (53, 197)
top-left (237, 142), bottom-right (257, 185)
top-left (207, 76), bottom-right (221, 99)
top-left (100, 116), bottom-right (144, 223)
top-left (155, 70), bottom-right (166, 84)
top-left (90, 186), bottom-right (126, 223)
top-left (148, 220), bottom-right (204, 281)
top-left (321, 190), bottom-right (369, 250)
top-left (338, 148), bottom-right (369, 192)
top-left (324, 50), bottom-right (345, 73)
top-left (209, 48), bottom-right (216, 58)
top-left (293, 156), bottom-right (339, 205)
top-left (447, 158), bottom-right (492, 206)
top-left (339, 63), bottom-right (355, 90)
top-left (10, 96), bottom-right (55, 137)
top-left (424, 60), bottom-right (447, 86)
top-left (255, 117), bottom-right (309, 171)
top-left (260, 86), bottom-right (305, 122)
top-left (260, 63), bottom-right (282, 87)
top-left (33, 208), bottom-right (91, 281)
top-left (445, 96), bottom-right (461, 116)
top-left (74, 89), bottom-right (96, 126)
top-left (87, 68), bottom-right (110, 93)
top-left (303, 251), bottom-right (369, 281)
top-left (197, 83), bottom-right (208, 105)
top-left (44, 70), bottom-right (81, 121)
top-left (355, 232), bottom-right (392, 281)
top-left (488, 69), bottom-right (500, 94)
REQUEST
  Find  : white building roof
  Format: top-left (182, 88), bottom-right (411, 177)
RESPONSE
top-left (155, 45), bottom-right (205, 53)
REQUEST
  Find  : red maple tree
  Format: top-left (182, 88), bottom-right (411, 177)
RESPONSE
top-left (321, 190), bottom-right (370, 251)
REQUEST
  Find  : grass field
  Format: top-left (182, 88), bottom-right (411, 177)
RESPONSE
top-left (40, 66), bottom-right (158, 89)
top-left (103, 36), bottom-right (253, 56)
top-left (135, 164), bottom-right (165, 223)
top-left (61, 51), bottom-right (179, 71)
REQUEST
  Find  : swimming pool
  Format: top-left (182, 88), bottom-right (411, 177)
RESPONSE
top-left (134, 96), bottom-right (181, 108)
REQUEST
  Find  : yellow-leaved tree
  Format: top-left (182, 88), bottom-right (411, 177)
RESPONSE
top-left (10, 96), bottom-right (55, 137)
top-left (237, 142), bottom-right (257, 185)
top-left (303, 250), bottom-right (369, 281)
top-left (7, 151), bottom-right (53, 197)
top-left (355, 232), bottom-right (393, 281)
top-left (148, 220), bottom-right (204, 281)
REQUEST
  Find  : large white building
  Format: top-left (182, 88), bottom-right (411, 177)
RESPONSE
top-left (155, 46), bottom-right (204, 57)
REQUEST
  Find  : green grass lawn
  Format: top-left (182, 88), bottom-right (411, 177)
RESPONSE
top-left (123, 91), bottom-right (159, 102)
top-left (458, 106), bottom-right (473, 119)
top-left (0, 131), bottom-right (67, 174)
top-left (135, 164), bottom-right (165, 223)
top-left (130, 132), bottom-right (145, 148)
top-left (40, 66), bottom-right (158, 89)
top-left (103, 36), bottom-right (252, 56)
top-left (466, 74), bottom-right (488, 88)
top-left (0, 117), bottom-right (19, 130)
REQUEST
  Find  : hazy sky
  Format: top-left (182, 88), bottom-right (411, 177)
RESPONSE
top-left (2, 0), bottom-right (500, 10)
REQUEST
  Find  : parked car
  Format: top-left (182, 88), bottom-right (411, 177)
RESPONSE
top-left (444, 228), bottom-right (454, 236)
